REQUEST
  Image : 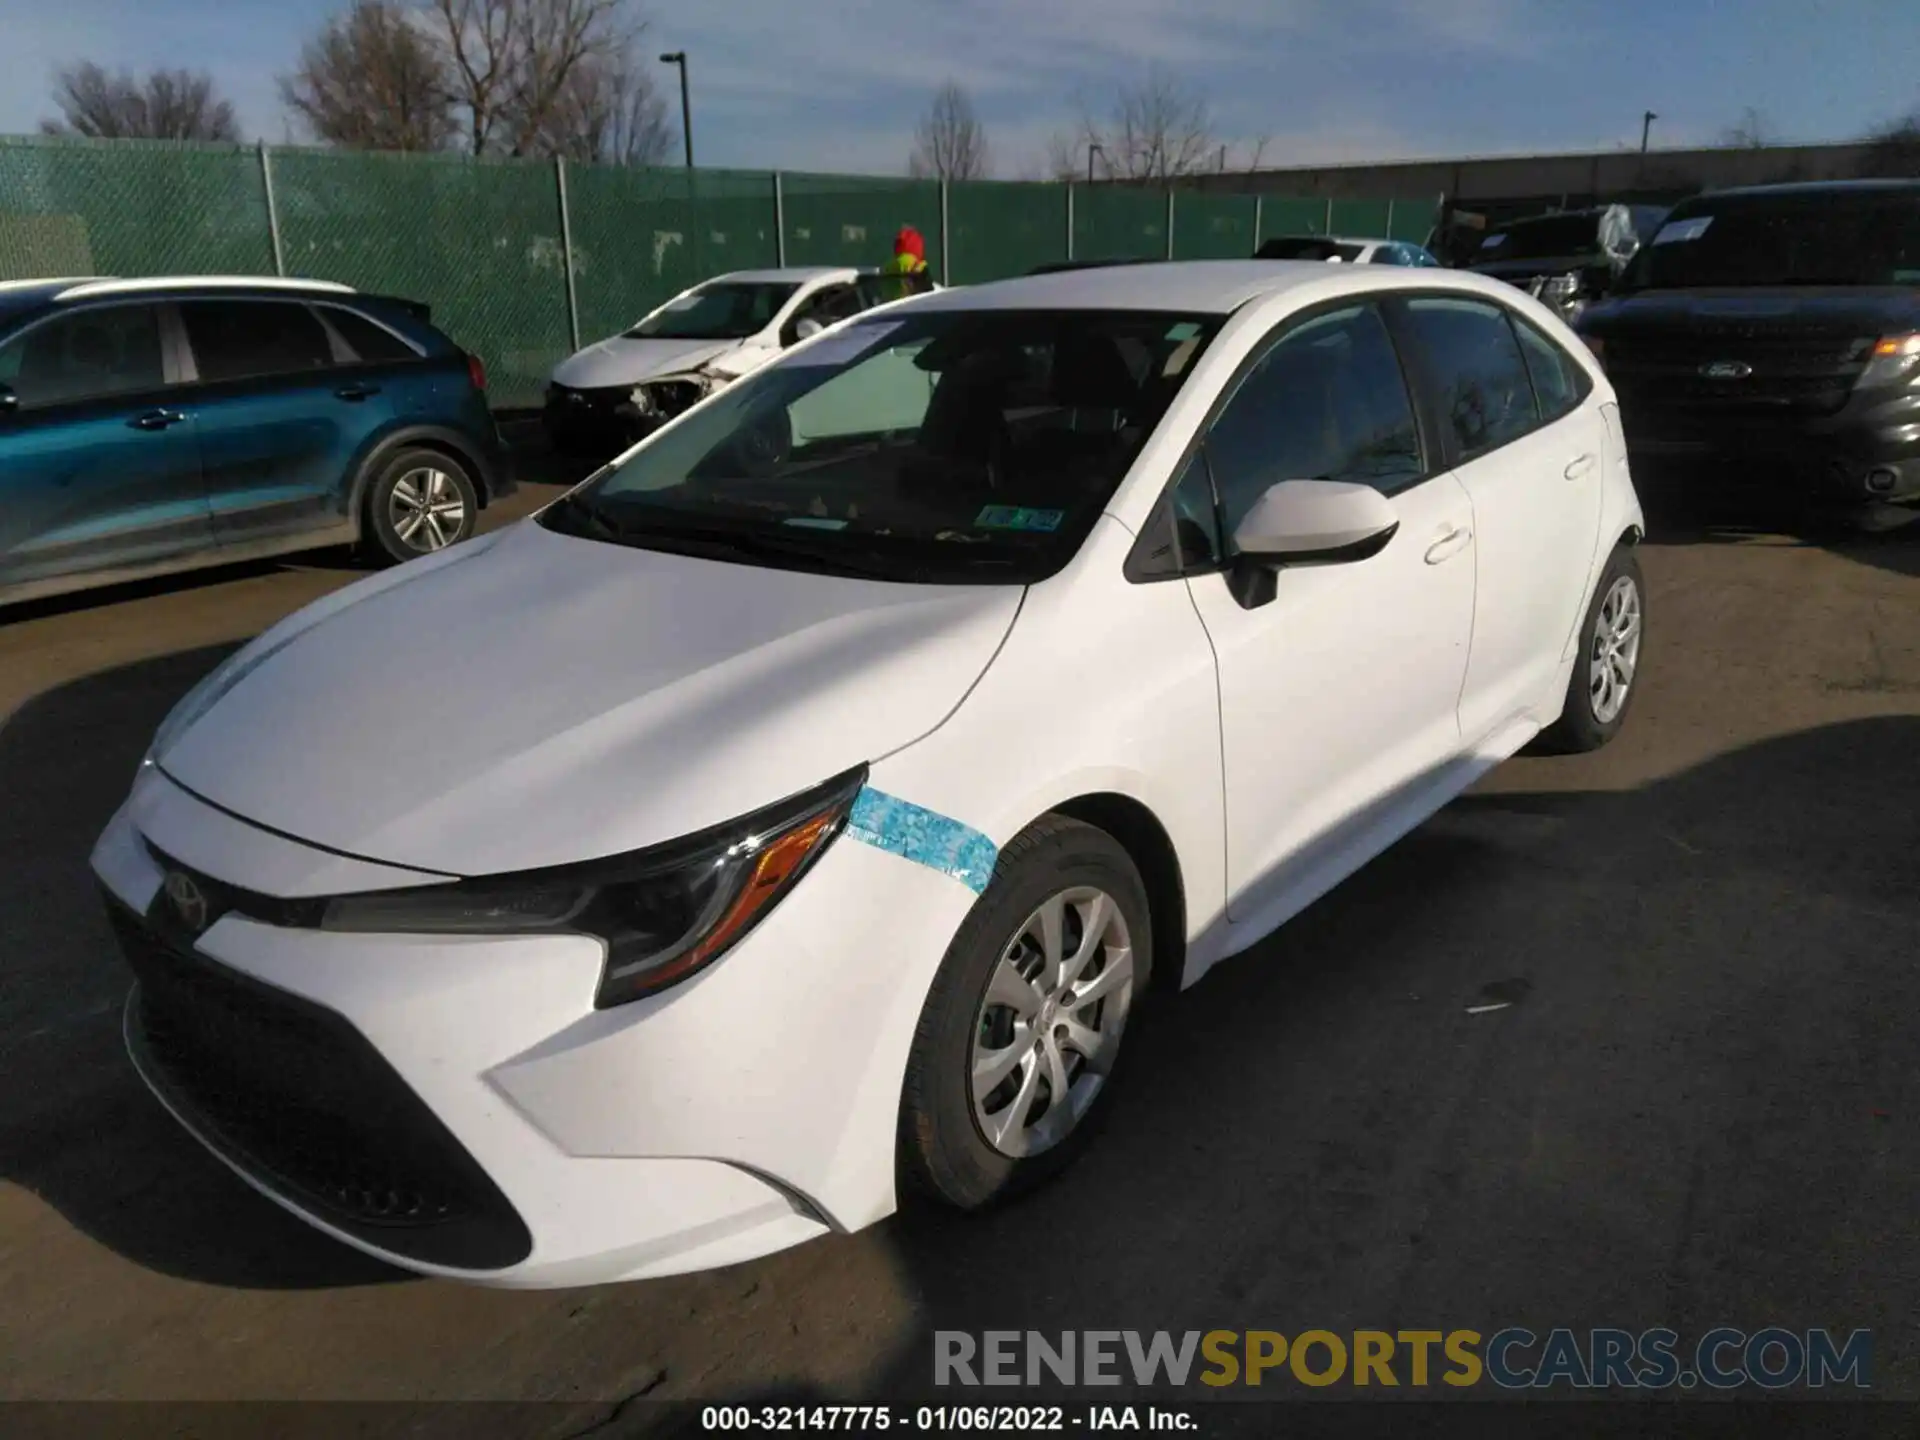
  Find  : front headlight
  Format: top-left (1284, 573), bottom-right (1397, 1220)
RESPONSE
top-left (317, 766), bottom-right (866, 1007)
top-left (1858, 333), bottom-right (1920, 389)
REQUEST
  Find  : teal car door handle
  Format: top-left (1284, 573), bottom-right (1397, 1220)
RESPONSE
top-left (129, 409), bottom-right (187, 431)
top-left (335, 384), bottom-right (382, 402)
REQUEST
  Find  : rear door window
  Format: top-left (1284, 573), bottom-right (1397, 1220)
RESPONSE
top-left (180, 300), bottom-right (336, 383)
top-left (0, 304), bottom-right (166, 409)
top-left (1511, 315), bottom-right (1591, 423)
top-left (1400, 297), bottom-right (1542, 461)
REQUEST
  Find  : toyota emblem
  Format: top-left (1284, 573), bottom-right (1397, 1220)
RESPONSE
top-left (1700, 360), bottom-right (1753, 380)
top-left (163, 870), bottom-right (209, 933)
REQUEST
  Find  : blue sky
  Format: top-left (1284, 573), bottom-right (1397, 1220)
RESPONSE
top-left (5, 0), bottom-right (1918, 175)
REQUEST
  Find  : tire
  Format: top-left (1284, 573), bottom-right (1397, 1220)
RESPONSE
top-left (1536, 543), bottom-right (1646, 754)
top-left (361, 447), bottom-right (479, 566)
top-left (899, 815), bottom-right (1153, 1211)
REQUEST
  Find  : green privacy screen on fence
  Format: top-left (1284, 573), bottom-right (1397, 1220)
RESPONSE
top-left (0, 135), bottom-right (1439, 407)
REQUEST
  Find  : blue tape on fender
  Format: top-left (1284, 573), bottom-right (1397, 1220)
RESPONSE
top-left (844, 787), bottom-right (998, 894)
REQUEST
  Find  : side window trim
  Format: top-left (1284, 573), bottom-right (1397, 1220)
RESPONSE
top-left (1122, 295), bottom-right (1435, 584)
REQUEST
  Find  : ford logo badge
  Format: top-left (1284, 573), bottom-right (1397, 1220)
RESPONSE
top-left (1700, 360), bottom-right (1753, 380)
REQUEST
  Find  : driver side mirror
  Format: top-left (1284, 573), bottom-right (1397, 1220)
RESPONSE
top-left (787, 318), bottom-right (825, 347)
top-left (1227, 479), bottom-right (1400, 609)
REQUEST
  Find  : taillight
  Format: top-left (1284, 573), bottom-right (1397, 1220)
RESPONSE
top-left (467, 352), bottom-right (488, 391)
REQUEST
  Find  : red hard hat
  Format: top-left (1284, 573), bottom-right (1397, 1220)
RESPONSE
top-left (894, 226), bottom-right (926, 261)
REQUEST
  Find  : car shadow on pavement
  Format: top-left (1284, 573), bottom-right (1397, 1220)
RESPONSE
top-left (1635, 475), bottom-right (1920, 578)
top-left (0, 644), bottom-right (407, 1289)
top-left (836, 715), bottom-right (1920, 1402)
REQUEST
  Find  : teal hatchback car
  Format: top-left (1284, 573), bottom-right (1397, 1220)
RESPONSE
top-left (0, 276), bottom-right (513, 608)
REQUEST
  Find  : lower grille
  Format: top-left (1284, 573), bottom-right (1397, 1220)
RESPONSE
top-left (108, 898), bottom-right (532, 1271)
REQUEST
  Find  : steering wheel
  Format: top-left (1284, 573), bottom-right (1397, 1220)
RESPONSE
top-left (729, 403), bottom-right (793, 477)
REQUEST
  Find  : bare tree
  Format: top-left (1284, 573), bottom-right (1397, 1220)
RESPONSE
top-left (282, 1), bottom-right (456, 151)
top-left (529, 49), bottom-right (674, 164)
top-left (41, 63), bottom-right (241, 141)
top-left (426, 0), bottom-right (652, 158)
top-left (1065, 72), bottom-right (1218, 182)
top-left (1858, 112), bottom-right (1920, 177)
top-left (1045, 91), bottom-right (1264, 184)
top-left (908, 82), bottom-right (989, 181)
top-left (1719, 106), bottom-right (1773, 149)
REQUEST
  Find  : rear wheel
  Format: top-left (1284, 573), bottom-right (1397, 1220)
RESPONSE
top-left (362, 448), bottom-right (478, 565)
top-left (1537, 543), bottom-right (1646, 754)
top-left (899, 816), bottom-right (1152, 1211)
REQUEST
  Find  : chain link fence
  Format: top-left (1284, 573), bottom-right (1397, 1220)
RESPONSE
top-left (0, 134), bottom-right (1440, 407)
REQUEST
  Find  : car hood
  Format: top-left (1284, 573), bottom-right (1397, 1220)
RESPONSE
top-left (551, 335), bottom-right (743, 389)
top-left (1581, 287), bottom-right (1920, 337)
top-left (156, 520), bottom-right (1024, 877)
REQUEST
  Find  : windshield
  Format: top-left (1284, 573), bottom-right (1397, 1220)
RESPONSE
top-left (1621, 192), bottom-right (1920, 290)
top-left (542, 308), bottom-right (1222, 585)
top-left (1256, 238), bottom-right (1366, 263)
top-left (1472, 213), bottom-right (1604, 264)
top-left (625, 282), bottom-right (801, 340)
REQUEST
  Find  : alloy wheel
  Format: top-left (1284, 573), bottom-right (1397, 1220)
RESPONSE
top-left (1589, 573), bottom-right (1643, 724)
top-left (388, 468), bottom-right (468, 553)
top-left (970, 886), bottom-right (1137, 1159)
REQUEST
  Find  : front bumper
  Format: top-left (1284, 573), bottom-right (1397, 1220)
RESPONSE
top-left (92, 769), bottom-right (975, 1287)
top-left (1619, 395), bottom-right (1920, 505)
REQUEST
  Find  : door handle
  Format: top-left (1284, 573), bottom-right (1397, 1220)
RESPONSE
top-left (1425, 525), bottom-right (1473, 565)
top-left (335, 384), bottom-right (382, 402)
top-left (129, 409), bottom-right (186, 431)
top-left (1564, 453), bottom-right (1596, 480)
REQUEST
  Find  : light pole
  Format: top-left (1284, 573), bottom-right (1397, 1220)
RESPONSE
top-left (661, 52), bottom-right (693, 169)
top-left (1087, 143), bottom-right (1104, 184)
top-left (1640, 110), bottom-right (1658, 155)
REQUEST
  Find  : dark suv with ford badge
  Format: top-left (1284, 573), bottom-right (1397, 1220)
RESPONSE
top-left (1575, 181), bottom-right (1920, 520)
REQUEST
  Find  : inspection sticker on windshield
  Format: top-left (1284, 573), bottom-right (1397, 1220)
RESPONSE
top-left (974, 505), bottom-right (1064, 533)
top-left (1479, 233), bottom-right (1507, 249)
top-left (1653, 216), bottom-right (1714, 245)
top-left (784, 320), bottom-right (904, 367)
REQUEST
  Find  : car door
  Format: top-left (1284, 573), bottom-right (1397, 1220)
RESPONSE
top-left (1396, 296), bottom-right (1605, 744)
top-left (1175, 300), bottom-right (1478, 928)
top-left (176, 297), bottom-right (397, 547)
top-left (0, 301), bottom-right (212, 589)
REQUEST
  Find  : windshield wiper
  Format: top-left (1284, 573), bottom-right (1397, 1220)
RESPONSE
top-left (542, 491), bottom-right (630, 542)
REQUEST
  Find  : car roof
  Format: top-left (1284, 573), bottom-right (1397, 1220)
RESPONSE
top-left (708, 267), bottom-right (860, 285)
top-left (902, 259), bottom-right (1523, 316)
top-left (1684, 178), bottom-right (1920, 201)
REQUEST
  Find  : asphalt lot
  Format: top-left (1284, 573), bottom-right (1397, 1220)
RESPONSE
top-left (2, 458), bottom-right (1918, 1431)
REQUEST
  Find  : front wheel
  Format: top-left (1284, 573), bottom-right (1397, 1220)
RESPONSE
top-left (899, 816), bottom-right (1152, 1211)
top-left (362, 448), bottom-right (478, 565)
top-left (1536, 543), bottom-right (1646, 754)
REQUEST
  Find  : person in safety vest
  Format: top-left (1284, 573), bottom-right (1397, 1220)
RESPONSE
top-left (881, 225), bottom-right (931, 299)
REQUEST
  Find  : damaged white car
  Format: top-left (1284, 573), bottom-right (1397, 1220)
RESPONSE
top-left (543, 267), bottom-right (935, 455)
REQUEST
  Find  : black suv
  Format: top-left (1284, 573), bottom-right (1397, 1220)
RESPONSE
top-left (1575, 181), bottom-right (1920, 518)
top-left (1466, 204), bottom-right (1671, 320)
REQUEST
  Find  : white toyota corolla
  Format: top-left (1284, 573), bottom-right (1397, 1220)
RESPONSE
top-left (94, 261), bottom-right (1645, 1288)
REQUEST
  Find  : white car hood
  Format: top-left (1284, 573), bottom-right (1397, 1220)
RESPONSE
top-left (551, 335), bottom-right (743, 390)
top-left (157, 521), bottom-right (1023, 877)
